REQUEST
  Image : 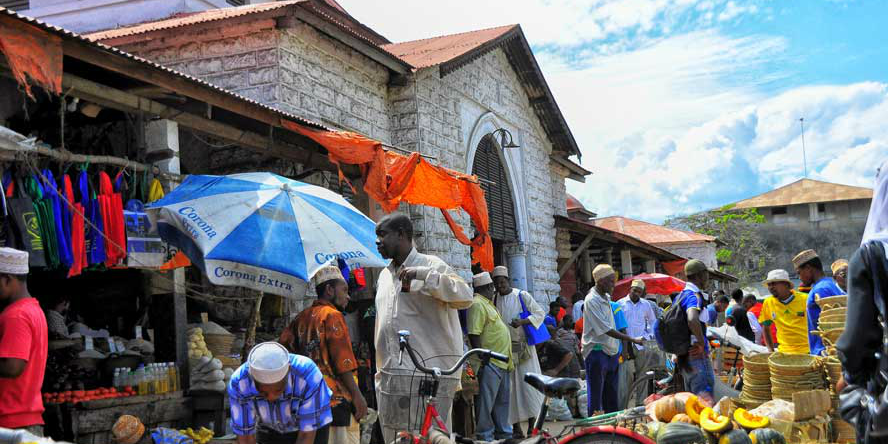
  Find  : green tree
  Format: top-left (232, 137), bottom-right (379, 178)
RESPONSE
top-left (664, 205), bottom-right (771, 286)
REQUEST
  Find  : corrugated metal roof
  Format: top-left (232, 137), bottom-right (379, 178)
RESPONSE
top-left (0, 6), bottom-right (329, 131)
top-left (592, 216), bottom-right (716, 245)
top-left (84, 1), bottom-right (304, 41)
top-left (731, 178), bottom-right (873, 209)
top-left (381, 25), bottom-right (516, 69)
top-left (566, 194), bottom-right (585, 212)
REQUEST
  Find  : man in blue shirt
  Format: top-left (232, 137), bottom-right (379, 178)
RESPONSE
top-left (793, 249), bottom-right (844, 356)
top-left (677, 260), bottom-right (715, 405)
top-left (228, 342), bottom-right (332, 444)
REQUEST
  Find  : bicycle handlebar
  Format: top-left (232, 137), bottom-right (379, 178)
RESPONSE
top-left (397, 330), bottom-right (508, 376)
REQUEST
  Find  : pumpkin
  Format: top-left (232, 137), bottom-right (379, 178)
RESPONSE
top-left (700, 407), bottom-right (732, 433)
top-left (686, 395), bottom-right (705, 423)
top-left (733, 408), bottom-right (769, 430)
top-left (657, 422), bottom-right (707, 444)
top-left (671, 413), bottom-right (695, 423)
top-left (719, 429), bottom-right (753, 444)
top-left (748, 428), bottom-right (786, 444)
top-left (654, 394), bottom-right (688, 422)
top-left (645, 421), bottom-right (664, 439)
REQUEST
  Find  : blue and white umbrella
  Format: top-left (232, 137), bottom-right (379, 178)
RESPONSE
top-left (146, 172), bottom-right (387, 298)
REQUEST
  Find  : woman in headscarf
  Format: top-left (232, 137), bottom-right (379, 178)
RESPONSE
top-left (837, 159), bottom-right (888, 444)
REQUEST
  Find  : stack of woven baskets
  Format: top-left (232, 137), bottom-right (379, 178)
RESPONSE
top-left (768, 352), bottom-right (827, 401)
top-left (814, 295), bottom-right (847, 358)
top-left (740, 352), bottom-right (772, 407)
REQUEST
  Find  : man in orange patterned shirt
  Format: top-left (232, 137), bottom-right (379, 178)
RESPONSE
top-left (281, 265), bottom-right (367, 444)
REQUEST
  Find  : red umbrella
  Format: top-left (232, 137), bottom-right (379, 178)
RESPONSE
top-left (612, 273), bottom-right (686, 301)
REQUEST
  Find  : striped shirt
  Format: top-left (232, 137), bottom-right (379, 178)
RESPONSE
top-left (228, 354), bottom-right (333, 435)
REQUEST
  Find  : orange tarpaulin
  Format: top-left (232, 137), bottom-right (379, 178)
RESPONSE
top-left (284, 121), bottom-right (493, 271)
top-left (0, 15), bottom-right (62, 99)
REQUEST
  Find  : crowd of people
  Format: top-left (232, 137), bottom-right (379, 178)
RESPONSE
top-left (0, 159), bottom-right (885, 444)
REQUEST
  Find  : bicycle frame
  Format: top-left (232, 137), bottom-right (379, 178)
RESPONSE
top-left (419, 396), bottom-right (449, 437)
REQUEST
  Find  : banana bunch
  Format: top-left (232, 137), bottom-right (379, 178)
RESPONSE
top-left (180, 426), bottom-right (213, 444)
top-left (188, 328), bottom-right (212, 359)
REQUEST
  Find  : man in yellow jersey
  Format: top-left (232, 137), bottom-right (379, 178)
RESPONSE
top-left (759, 269), bottom-right (809, 354)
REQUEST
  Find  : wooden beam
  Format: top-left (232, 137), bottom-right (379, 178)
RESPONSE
top-left (559, 234), bottom-right (594, 278)
top-left (60, 73), bottom-right (324, 167)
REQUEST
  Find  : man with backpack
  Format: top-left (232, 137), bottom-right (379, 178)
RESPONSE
top-left (656, 259), bottom-right (715, 404)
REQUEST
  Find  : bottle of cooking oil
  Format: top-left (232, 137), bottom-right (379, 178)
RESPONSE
top-left (137, 366), bottom-right (149, 395)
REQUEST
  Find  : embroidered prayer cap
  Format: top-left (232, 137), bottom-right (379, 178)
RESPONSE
top-left (792, 249), bottom-right (819, 268)
top-left (473, 272), bottom-right (493, 288)
top-left (0, 248), bottom-right (28, 275)
top-left (831, 259), bottom-right (848, 275)
top-left (763, 269), bottom-right (793, 286)
top-left (592, 264), bottom-right (615, 281)
top-left (312, 264), bottom-right (346, 287)
top-left (684, 259), bottom-right (708, 276)
top-left (491, 266), bottom-right (509, 278)
top-left (631, 279), bottom-right (646, 290)
top-left (248, 342), bottom-right (290, 384)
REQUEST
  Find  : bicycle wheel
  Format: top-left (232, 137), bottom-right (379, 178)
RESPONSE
top-left (561, 428), bottom-right (654, 444)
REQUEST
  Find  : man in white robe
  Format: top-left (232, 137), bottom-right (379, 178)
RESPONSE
top-left (491, 266), bottom-right (545, 438)
top-left (374, 213), bottom-right (474, 443)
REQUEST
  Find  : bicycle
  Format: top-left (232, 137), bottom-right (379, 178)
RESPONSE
top-left (394, 330), bottom-right (656, 444)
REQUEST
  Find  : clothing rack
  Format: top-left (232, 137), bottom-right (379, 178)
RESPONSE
top-left (0, 127), bottom-right (182, 181)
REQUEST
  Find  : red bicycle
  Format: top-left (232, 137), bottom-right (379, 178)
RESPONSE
top-left (394, 330), bottom-right (656, 444)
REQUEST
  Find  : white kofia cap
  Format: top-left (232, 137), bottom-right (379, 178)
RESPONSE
top-left (0, 248), bottom-right (28, 275)
top-left (491, 266), bottom-right (509, 278)
top-left (248, 342), bottom-right (290, 384)
top-left (473, 272), bottom-right (493, 288)
top-left (763, 269), bottom-right (793, 286)
top-left (312, 264), bottom-right (346, 287)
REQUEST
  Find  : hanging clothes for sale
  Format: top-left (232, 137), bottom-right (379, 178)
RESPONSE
top-left (98, 171), bottom-right (126, 266)
top-left (64, 174), bottom-right (85, 278)
top-left (42, 169), bottom-right (73, 268)
top-left (79, 170), bottom-right (106, 266)
top-left (147, 178), bottom-right (165, 203)
top-left (25, 175), bottom-right (59, 268)
top-left (5, 173), bottom-right (46, 268)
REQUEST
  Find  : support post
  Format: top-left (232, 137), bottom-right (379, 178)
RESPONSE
top-left (645, 259), bottom-right (656, 274)
top-left (620, 248), bottom-right (633, 278)
top-left (242, 293), bottom-right (264, 358)
top-left (559, 235), bottom-right (594, 278)
top-left (506, 242), bottom-right (528, 291)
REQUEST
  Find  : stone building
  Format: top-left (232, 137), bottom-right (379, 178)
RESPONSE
top-left (65, 0), bottom-right (587, 301)
top-left (729, 178), bottom-right (873, 273)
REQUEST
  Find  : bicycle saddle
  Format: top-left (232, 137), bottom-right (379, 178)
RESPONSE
top-left (524, 373), bottom-right (580, 398)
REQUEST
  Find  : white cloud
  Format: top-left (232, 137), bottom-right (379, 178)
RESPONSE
top-left (718, 1), bottom-right (758, 22)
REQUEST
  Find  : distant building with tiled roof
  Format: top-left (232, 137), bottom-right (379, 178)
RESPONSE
top-left (724, 177), bottom-right (872, 279)
top-left (18, 0), bottom-right (589, 299)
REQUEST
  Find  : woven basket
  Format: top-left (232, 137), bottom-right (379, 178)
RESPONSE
top-left (819, 314), bottom-right (846, 323)
top-left (817, 295), bottom-right (847, 309)
top-left (744, 352), bottom-right (772, 374)
top-left (819, 321), bottom-right (845, 331)
top-left (205, 333), bottom-right (235, 357)
top-left (217, 355), bottom-right (242, 368)
top-left (744, 373), bottom-right (772, 385)
top-left (769, 352), bottom-right (822, 376)
top-left (821, 307), bottom-right (847, 318)
top-left (818, 329), bottom-right (844, 346)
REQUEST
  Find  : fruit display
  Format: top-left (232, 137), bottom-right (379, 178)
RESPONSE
top-left (700, 407), bottom-right (732, 433)
top-left (747, 428), bottom-right (786, 444)
top-left (718, 429), bottom-right (753, 444)
top-left (180, 426), bottom-right (214, 444)
top-left (656, 422), bottom-right (706, 444)
top-left (43, 386), bottom-right (136, 404)
top-left (733, 408), bottom-right (770, 430)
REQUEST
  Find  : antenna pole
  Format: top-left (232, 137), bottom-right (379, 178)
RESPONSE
top-left (799, 117), bottom-right (808, 178)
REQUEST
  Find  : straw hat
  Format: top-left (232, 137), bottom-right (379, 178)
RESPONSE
top-left (763, 269), bottom-right (793, 286)
top-left (248, 342), bottom-right (290, 384)
top-left (792, 249), bottom-right (819, 268)
top-left (473, 272), bottom-right (493, 288)
top-left (491, 266), bottom-right (509, 278)
top-left (593, 264), bottom-right (615, 281)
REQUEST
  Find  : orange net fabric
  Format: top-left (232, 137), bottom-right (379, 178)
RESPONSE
top-left (285, 122), bottom-right (493, 271)
top-left (0, 16), bottom-right (62, 99)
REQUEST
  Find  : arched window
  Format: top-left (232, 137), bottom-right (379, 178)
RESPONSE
top-left (472, 135), bottom-right (518, 242)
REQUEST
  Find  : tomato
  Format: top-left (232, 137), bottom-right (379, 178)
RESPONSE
top-left (110, 387), bottom-right (117, 393)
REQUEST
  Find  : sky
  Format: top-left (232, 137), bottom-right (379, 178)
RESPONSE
top-left (338, 0), bottom-right (887, 222)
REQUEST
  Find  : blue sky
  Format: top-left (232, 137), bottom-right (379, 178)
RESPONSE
top-left (339, 0), bottom-right (888, 222)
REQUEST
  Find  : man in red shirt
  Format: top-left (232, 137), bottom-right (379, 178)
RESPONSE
top-left (0, 248), bottom-right (47, 435)
top-left (743, 294), bottom-right (774, 346)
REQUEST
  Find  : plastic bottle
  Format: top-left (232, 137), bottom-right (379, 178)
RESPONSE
top-left (168, 362), bottom-right (179, 392)
top-left (137, 366), bottom-right (149, 395)
top-left (112, 369), bottom-right (121, 390)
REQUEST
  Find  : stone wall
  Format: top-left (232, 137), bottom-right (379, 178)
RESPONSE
top-left (389, 50), bottom-right (569, 296)
top-left (660, 242), bottom-right (718, 268)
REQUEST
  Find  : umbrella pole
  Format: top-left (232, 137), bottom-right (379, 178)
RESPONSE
top-left (242, 292), bottom-right (264, 358)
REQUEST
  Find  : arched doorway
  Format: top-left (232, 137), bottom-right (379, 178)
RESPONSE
top-left (471, 134), bottom-right (518, 270)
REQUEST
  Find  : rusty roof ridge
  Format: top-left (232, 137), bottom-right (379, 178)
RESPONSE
top-left (0, 7), bottom-right (332, 132)
top-left (382, 24), bottom-right (518, 49)
top-left (297, 2), bottom-right (409, 65)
